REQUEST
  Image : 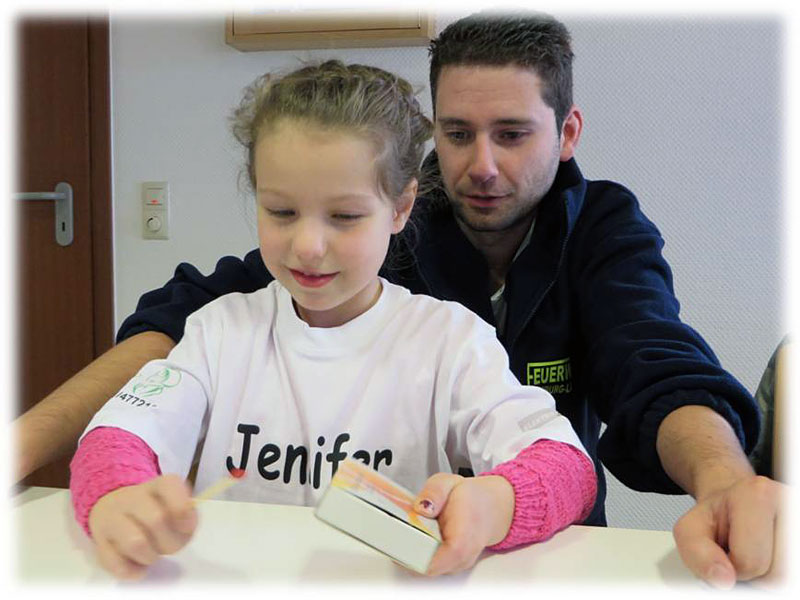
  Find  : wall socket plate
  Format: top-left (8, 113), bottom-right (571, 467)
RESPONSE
top-left (142, 181), bottom-right (169, 240)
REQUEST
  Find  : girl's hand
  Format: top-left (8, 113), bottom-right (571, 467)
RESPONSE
top-left (87, 474), bottom-right (198, 579)
top-left (414, 473), bottom-right (514, 576)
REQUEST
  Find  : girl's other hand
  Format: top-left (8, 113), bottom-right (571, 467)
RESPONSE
top-left (414, 473), bottom-right (514, 576)
top-left (87, 474), bottom-right (198, 579)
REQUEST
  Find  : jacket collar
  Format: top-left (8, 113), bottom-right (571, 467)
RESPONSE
top-left (503, 158), bottom-right (586, 347)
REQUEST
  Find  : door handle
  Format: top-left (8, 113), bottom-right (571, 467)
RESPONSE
top-left (15, 182), bottom-right (73, 246)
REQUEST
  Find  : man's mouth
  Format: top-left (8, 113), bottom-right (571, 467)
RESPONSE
top-left (289, 269), bottom-right (338, 288)
top-left (462, 192), bottom-right (509, 208)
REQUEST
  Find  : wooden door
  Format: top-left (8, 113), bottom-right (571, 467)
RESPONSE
top-left (16, 18), bottom-right (113, 488)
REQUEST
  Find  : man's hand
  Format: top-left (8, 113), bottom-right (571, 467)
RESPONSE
top-left (657, 405), bottom-right (786, 589)
top-left (413, 473), bottom-right (514, 576)
top-left (673, 475), bottom-right (785, 589)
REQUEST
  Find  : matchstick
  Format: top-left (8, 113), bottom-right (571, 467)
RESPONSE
top-left (194, 468), bottom-right (246, 502)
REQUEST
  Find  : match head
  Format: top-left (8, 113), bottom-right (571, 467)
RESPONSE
top-left (229, 467), bottom-right (246, 479)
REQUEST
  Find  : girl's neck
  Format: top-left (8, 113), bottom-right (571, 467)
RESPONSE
top-left (294, 279), bottom-right (383, 328)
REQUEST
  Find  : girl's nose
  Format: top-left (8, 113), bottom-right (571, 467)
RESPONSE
top-left (291, 220), bottom-right (327, 263)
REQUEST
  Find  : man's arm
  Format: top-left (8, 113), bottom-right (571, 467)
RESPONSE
top-left (569, 182), bottom-right (760, 492)
top-left (14, 332), bottom-right (175, 482)
top-left (566, 182), bottom-right (781, 588)
top-left (657, 405), bottom-right (755, 499)
top-left (657, 405), bottom-right (785, 589)
top-left (15, 249), bottom-right (272, 483)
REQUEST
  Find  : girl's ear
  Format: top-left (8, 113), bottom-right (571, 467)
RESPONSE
top-left (392, 178), bottom-right (417, 234)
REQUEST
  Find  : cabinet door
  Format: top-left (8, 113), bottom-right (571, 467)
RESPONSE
top-left (226, 10), bottom-right (434, 51)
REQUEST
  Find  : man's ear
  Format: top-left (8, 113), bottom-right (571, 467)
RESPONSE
top-left (559, 105), bottom-right (583, 161)
top-left (392, 178), bottom-right (418, 233)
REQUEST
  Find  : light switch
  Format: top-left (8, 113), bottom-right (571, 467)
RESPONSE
top-left (142, 181), bottom-right (169, 239)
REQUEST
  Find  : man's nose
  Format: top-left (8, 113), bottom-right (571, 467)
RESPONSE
top-left (292, 220), bottom-right (327, 263)
top-left (467, 136), bottom-right (499, 186)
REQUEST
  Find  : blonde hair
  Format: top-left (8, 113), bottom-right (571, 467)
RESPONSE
top-left (231, 60), bottom-right (433, 202)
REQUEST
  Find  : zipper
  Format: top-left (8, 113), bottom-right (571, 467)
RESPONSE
top-left (507, 199), bottom-right (573, 351)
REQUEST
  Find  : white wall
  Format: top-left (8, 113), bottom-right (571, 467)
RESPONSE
top-left (110, 13), bottom-right (783, 531)
top-left (563, 16), bottom-right (783, 529)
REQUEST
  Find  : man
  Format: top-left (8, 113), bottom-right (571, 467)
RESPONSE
top-left (15, 12), bottom-right (783, 588)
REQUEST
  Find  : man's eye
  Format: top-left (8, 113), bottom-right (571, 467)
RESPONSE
top-left (445, 130), bottom-right (470, 143)
top-left (498, 130), bottom-right (529, 142)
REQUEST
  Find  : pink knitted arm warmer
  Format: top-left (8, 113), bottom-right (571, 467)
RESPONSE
top-left (69, 426), bottom-right (161, 536)
top-left (479, 439), bottom-right (597, 551)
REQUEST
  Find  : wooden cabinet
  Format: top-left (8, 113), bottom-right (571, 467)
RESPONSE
top-left (225, 10), bottom-right (434, 51)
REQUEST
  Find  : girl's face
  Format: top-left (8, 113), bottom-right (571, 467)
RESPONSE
top-left (255, 120), bottom-right (415, 328)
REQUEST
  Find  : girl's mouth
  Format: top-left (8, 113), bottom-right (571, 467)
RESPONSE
top-left (289, 269), bottom-right (338, 288)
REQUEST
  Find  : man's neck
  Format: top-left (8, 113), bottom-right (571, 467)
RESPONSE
top-left (456, 214), bottom-right (535, 294)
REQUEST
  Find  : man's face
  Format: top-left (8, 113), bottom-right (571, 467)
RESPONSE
top-left (434, 65), bottom-right (563, 233)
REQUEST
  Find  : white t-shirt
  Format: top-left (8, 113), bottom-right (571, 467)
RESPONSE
top-left (84, 279), bottom-right (587, 506)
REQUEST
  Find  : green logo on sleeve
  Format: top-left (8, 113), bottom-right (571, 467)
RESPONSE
top-left (132, 367), bottom-right (182, 397)
top-left (526, 357), bottom-right (572, 394)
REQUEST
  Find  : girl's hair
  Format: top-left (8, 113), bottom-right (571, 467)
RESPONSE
top-left (231, 60), bottom-right (433, 203)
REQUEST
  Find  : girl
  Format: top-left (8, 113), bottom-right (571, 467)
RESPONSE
top-left (70, 61), bottom-right (597, 580)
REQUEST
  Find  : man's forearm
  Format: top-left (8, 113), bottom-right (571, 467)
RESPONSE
top-left (656, 404), bottom-right (755, 500)
top-left (14, 331), bottom-right (176, 482)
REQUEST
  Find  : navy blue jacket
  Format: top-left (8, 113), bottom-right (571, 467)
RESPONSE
top-left (118, 156), bottom-right (760, 526)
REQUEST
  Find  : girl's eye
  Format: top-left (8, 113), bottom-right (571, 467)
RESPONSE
top-left (265, 208), bottom-right (295, 218)
top-left (332, 213), bottom-right (363, 222)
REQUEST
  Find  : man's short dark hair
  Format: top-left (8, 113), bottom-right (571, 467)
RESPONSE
top-left (429, 12), bottom-right (574, 130)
